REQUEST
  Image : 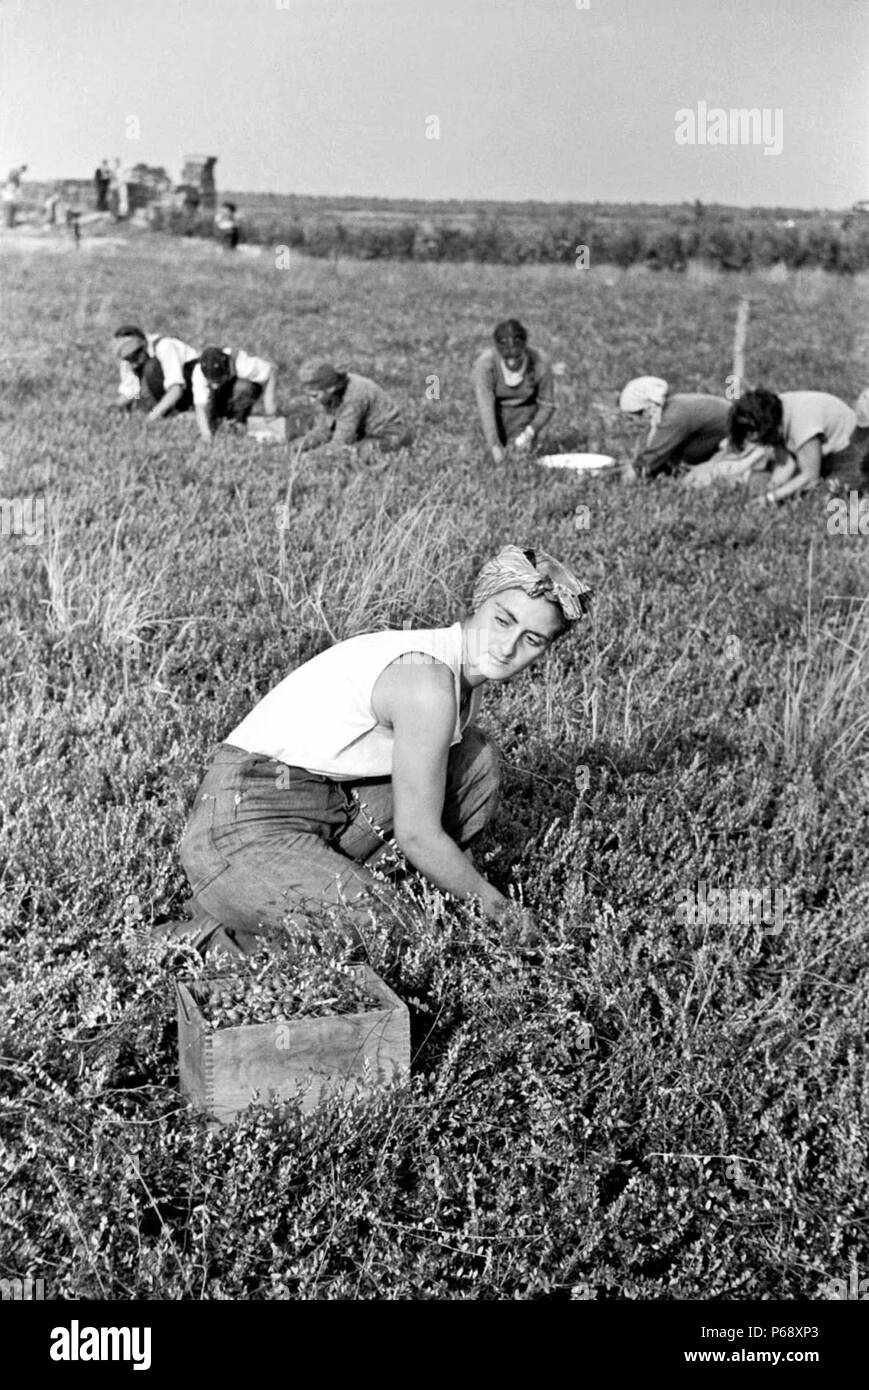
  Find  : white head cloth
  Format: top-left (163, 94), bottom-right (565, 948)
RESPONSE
top-left (499, 355), bottom-right (527, 388)
top-left (619, 376), bottom-right (669, 430)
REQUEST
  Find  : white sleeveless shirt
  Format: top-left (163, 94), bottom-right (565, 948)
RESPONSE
top-left (226, 623), bottom-right (482, 780)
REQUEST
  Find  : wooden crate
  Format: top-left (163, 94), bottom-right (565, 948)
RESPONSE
top-left (176, 963), bottom-right (409, 1126)
top-left (246, 415), bottom-right (287, 443)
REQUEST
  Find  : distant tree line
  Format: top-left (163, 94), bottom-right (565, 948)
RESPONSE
top-left (173, 205), bottom-right (869, 272)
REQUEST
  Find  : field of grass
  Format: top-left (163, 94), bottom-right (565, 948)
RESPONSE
top-left (1, 237), bottom-right (868, 1299)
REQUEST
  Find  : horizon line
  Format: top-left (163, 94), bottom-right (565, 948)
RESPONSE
top-left (11, 180), bottom-right (863, 216)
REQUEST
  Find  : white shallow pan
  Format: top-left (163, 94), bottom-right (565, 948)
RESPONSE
top-left (538, 452), bottom-right (617, 473)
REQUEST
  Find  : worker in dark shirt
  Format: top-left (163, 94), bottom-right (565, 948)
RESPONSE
top-left (619, 376), bottom-right (731, 480)
top-left (295, 359), bottom-right (412, 457)
top-left (472, 319), bottom-right (555, 463)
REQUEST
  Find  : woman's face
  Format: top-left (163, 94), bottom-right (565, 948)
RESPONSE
top-left (304, 386), bottom-right (329, 407)
top-left (305, 382), bottom-right (343, 409)
top-left (497, 339), bottom-right (526, 372)
top-left (462, 588), bottom-right (564, 686)
top-left (744, 428), bottom-right (780, 447)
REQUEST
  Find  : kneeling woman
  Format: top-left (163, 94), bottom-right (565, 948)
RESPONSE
top-left (172, 546), bottom-right (592, 956)
top-left (472, 320), bottom-right (556, 463)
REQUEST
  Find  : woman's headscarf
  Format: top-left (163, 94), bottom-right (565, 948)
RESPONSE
top-left (472, 545), bottom-right (592, 625)
top-left (619, 376), bottom-right (669, 429)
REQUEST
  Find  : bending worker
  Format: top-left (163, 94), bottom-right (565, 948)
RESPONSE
top-left (192, 344), bottom-right (277, 442)
top-left (721, 387), bottom-right (869, 503)
top-left (472, 319), bottom-right (555, 463)
top-left (167, 544), bottom-right (592, 957)
top-left (618, 376), bottom-right (732, 480)
top-left (113, 325), bottom-right (200, 421)
top-left (294, 359), bottom-right (412, 456)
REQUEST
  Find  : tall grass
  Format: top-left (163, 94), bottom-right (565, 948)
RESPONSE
top-left (43, 507), bottom-right (169, 650)
top-left (778, 551), bottom-right (869, 778)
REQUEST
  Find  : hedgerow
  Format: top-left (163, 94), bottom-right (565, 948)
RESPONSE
top-left (169, 207), bottom-right (869, 273)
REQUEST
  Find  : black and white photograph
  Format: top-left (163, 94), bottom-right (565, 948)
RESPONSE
top-left (1, 0), bottom-right (868, 1344)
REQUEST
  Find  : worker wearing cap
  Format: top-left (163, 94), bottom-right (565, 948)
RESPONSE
top-left (192, 345), bottom-right (277, 442)
top-left (294, 359), bottom-right (412, 457)
top-left (112, 326), bottom-right (199, 420)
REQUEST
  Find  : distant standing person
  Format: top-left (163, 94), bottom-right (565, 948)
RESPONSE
top-left (472, 319), bottom-right (555, 463)
top-left (618, 376), bottom-right (733, 481)
top-left (214, 201), bottom-right (240, 250)
top-left (66, 206), bottom-right (82, 247)
top-left (112, 326), bottom-right (200, 421)
top-left (116, 161), bottom-right (129, 219)
top-left (2, 179), bottom-right (17, 228)
top-left (94, 163), bottom-right (109, 212)
top-left (107, 166), bottom-right (120, 221)
top-left (2, 164), bottom-right (26, 227)
top-left (192, 345), bottom-right (277, 442)
top-left (295, 360), bottom-right (412, 457)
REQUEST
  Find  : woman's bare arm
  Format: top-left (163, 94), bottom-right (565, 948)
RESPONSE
top-left (261, 365), bottom-right (277, 416)
top-left (194, 403), bottom-right (213, 442)
top-left (764, 437), bottom-right (822, 502)
top-left (147, 383), bottom-right (184, 421)
top-left (372, 658), bottom-right (509, 919)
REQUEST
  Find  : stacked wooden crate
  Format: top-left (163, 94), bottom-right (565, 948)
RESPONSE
top-left (180, 155), bottom-right (218, 212)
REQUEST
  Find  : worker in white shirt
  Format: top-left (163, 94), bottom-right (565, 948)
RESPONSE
top-left (192, 345), bottom-right (277, 442)
top-left (112, 326), bottom-right (199, 421)
top-left (214, 202), bottom-right (240, 250)
top-left (712, 387), bottom-right (869, 502)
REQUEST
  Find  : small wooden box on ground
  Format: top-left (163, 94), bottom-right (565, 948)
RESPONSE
top-left (176, 963), bottom-right (410, 1126)
top-left (246, 415), bottom-right (287, 443)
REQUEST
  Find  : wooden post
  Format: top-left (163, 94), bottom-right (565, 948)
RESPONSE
top-left (732, 296), bottom-right (750, 397)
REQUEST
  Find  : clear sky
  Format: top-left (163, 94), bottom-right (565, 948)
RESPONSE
top-left (1, 0), bottom-right (867, 207)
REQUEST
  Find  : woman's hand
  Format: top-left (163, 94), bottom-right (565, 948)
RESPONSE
top-left (499, 903), bottom-right (541, 947)
top-left (490, 444), bottom-right (506, 464)
top-left (766, 437), bottom-right (823, 502)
